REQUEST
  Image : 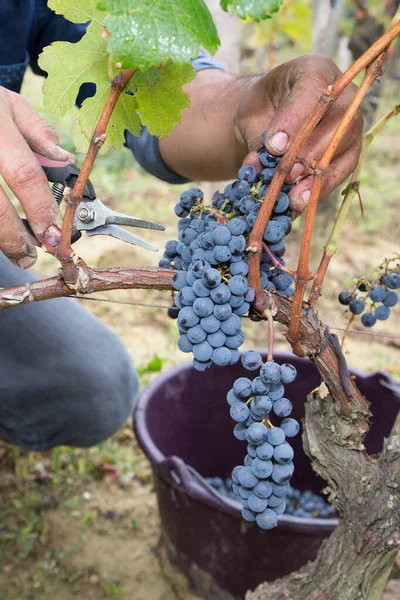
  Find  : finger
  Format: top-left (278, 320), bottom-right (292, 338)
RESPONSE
top-left (8, 90), bottom-right (75, 163)
top-left (288, 145), bottom-right (361, 213)
top-left (285, 107), bottom-right (362, 183)
top-left (0, 185), bottom-right (37, 268)
top-left (0, 114), bottom-right (62, 245)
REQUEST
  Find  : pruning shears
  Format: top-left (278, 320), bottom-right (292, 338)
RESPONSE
top-left (23, 155), bottom-right (165, 252)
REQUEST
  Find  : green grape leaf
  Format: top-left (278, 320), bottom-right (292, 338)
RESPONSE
top-left (39, 21), bottom-right (109, 119)
top-left (97, 0), bottom-right (220, 70)
top-left (220, 0), bottom-right (283, 21)
top-left (133, 62), bottom-right (195, 137)
top-left (73, 84), bottom-right (141, 154)
top-left (48, 0), bottom-right (105, 24)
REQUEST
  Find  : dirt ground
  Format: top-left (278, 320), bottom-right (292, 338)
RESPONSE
top-left (0, 61), bottom-right (400, 600)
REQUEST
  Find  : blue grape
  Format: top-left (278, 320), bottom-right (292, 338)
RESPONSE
top-left (267, 427), bottom-right (286, 446)
top-left (338, 291), bottom-right (352, 305)
top-left (260, 361), bottom-right (282, 384)
top-left (349, 299), bottom-right (365, 315)
top-left (213, 347), bottom-right (233, 366)
top-left (242, 350), bottom-right (262, 371)
top-left (237, 466), bottom-right (258, 488)
top-left (225, 332), bottom-right (245, 349)
top-left (220, 314), bottom-right (242, 335)
top-left (200, 315), bottom-right (220, 333)
top-left (178, 307), bottom-right (199, 328)
top-left (172, 271), bottom-right (188, 291)
top-left (263, 221), bottom-right (284, 244)
top-left (212, 225), bottom-right (232, 245)
top-left (271, 483), bottom-right (290, 498)
top-left (210, 284), bottom-right (231, 304)
top-left (187, 324), bottom-right (207, 344)
top-left (274, 442), bottom-right (294, 464)
top-left (272, 463), bottom-right (294, 484)
top-left (375, 305), bottom-right (390, 320)
top-left (248, 493), bottom-right (269, 513)
top-left (246, 423), bottom-right (268, 445)
top-left (229, 293), bottom-right (245, 308)
top-left (208, 330), bottom-right (226, 348)
top-left (383, 291), bottom-right (398, 307)
top-left (192, 358), bottom-right (212, 371)
top-left (193, 297), bottom-right (214, 318)
top-left (192, 279), bottom-right (210, 297)
top-left (251, 377), bottom-right (269, 395)
top-left (281, 418), bottom-right (300, 438)
top-left (254, 480), bottom-right (273, 499)
top-left (251, 458), bottom-right (273, 479)
top-left (383, 273), bottom-right (400, 289)
top-left (369, 285), bottom-right (386, 302)
top-left (202, 268), bottom-right (222, 289)
top-left (214, 303), bottom-right (232, 321)
top-left (239, 486), bottom-right (252, 499)
top-left (238, 164), bottom-right (257, 183)
top-left (256, 508), bottom-right (278, 530)
top-left (193, 341), bottom-right (213, 361)
top-left (233, 377), bottom-right (252, 399)
top-left (230, 260), bottom-right (249, 276)
top-left (228, 217), bottom-right (247, 235)
top-left (242, 508), bottom-right (257, 522)
top-left (280, 364), bottom-right (297, 384)
top-left (213, 245), bottom-right (232, 263)
top-left (273, 397), bottom-right (293, 418)
top-left (233, 424), bottom-right (248, 441)
top-left (228, 276), bottom-right (249, 295)
top-left (230, 402), bottom-right (250, 423)
top-left (361, 313), bottom-right (377, 327)
top-left (178, 335), bottom-right (193, 353)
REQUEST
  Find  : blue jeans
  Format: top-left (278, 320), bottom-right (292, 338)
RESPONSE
top-left (0, 253), bottom-right (138, 450)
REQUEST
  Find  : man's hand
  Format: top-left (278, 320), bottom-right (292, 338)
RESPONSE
top-left (236, 55), bottom-right (363, 213)
top-left (0, 87), bottom-right (74, 268)
top-left (160, 55), bottom-right (362, 213)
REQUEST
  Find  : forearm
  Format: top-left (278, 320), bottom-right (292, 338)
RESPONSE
top-left (158, 69), bottom-right (259, 181)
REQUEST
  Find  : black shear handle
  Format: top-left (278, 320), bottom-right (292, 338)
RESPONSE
top-left (42, 163), bottom-right (96, 201)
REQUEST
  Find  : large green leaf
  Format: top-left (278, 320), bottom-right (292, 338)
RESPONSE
top-left (220, 0), bottom-right (283, 21)
top-left (39, 21), bottom-right (109, 119)
top-left (97, 0), bottom-right (220, 70)
top-left (48, 0), bottom-right (105, 25)
top-left (133, 62), bottom-right (195, 137)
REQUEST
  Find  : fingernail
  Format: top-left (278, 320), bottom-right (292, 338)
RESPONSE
top-left (288, 162), bottom-right (305, 182)
top-left (49, 145), bottom-right (76, 163)
top-left (18, 256), bottom-right (36, 269)
top-left (269, 131), bottom-right (289, 153)
top-left (43, 225), bottom-right (61, 247)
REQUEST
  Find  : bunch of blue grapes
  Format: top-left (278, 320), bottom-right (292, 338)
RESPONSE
top-left (205, 477), bottom-right (337, 520)
top-left (227, 351), bottom-right (299, 529)
top-left (285, 487), bottom-right (336, 519)
top-left (339, 270), bottom-right (400, 328)
top-left (160, 134), bottom-right (295, 371)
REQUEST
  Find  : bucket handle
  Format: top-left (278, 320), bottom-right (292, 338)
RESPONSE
top-left (158, 455), bottom-right (241, 512)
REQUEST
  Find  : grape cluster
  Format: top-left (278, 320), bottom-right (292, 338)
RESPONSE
top-left (205, 477), bottom-right (337, 520)
top-left (285, 487), bottom-right (336, 519)
top-left (227, 352), bottom-right (299, 529)
top-left (161, 134), bottom-right (295, 371)
top-left (204, 476), bottom-right (236, 500)
top-left (339, 270), bottom-right (400, 328)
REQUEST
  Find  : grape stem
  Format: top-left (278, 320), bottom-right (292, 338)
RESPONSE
top-left (56, 68), bottom-right (135, 284)
top-left (308, 103), bottom-right (400, 308)
top-left (265, 309), bottom-right (274, 362)
top-left (262, 242), bottom-right (294, 277)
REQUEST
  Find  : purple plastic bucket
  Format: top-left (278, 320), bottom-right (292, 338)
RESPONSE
top-left (134, 352), bottom-right (400, 599)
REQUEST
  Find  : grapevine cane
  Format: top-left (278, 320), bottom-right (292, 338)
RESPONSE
top-left (248, 18), bottom-right (400, 317)
top-left (309, 104), bottom-right (400, 308)
top-left (57, 69), bottom-right (135, 283)
top-left (287, 54), bottom-right (386, 354)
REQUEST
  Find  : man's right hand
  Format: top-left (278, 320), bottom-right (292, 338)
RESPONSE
top-left (0, 86), bottom-right (74, 269)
